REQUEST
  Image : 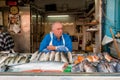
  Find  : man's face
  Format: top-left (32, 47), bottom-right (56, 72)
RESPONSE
top-left (52, 23), bottom-right (63, 38)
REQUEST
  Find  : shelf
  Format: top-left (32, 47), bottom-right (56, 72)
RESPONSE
top-left (86, 28), bottom-right (99, 32)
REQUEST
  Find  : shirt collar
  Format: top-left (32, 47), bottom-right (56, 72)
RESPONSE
top-left (53, 33), bottom-right (62, 40)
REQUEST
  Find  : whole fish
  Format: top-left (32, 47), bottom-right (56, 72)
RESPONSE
top-left (6, 61), bottom-right (68, 72)
top-left (18, 56), bottom-right (27, 64)
top-left (97, 61), bottom-right (109, 72)
top-left (39, 52), bottom-right (46, 61)
top-left (29, 50), bottom-right (39, 61)
top-left (49, 51), bottom-right (55, 61)
top-left (61, 52), bottom-right (68, 63)
top-left (105, 62), bottom-right (116, 73)
top-left (67, 52), bottom-right (73, 63)
top-left (14, 56), bottom-right (23, 64)
top-left (71, 64), bottom-right (81, 72)
top-left (0, 55), bottom-right (8, 64)
top-left (83, 62), bottom-right (97, 72)
top-left (116, 62), bottom-right (120, 72)
top-left (54, 52), bottom-right (61, 61)
top-left (44, 52), bottom-right (50, 61)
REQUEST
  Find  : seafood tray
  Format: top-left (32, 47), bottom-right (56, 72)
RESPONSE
top-left (72, 52), bottom-right (120, 73)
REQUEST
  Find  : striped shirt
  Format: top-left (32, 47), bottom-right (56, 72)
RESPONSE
top-left (0, 32), bottom-right (14, 51)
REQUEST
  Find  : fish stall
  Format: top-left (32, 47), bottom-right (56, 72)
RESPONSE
top-left (0, 51), bottom-right (120, 80)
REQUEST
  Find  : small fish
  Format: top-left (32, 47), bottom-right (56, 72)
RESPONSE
top-left (97, 61), bottom-right (109, 72)
top-left (61, 52), bottom-right (68, 63)
top-left (105, 62), bottom-right (116, 73)
top-left (49, 51), bottom-right (55, 61)
top-left (39, 52), bottom-right (46, 61)
top-left (30, 50), bottom-right (39, 61)
top-left (83, 62), bottom-right (97, 72)
top-left (18, 56), bottom-right (27, 64)
top-left (44, 52), bottom-right (50, 61)
top-left (116, 62), bottom-right (120, 72)
top-left (54, 52), bottom-right (61, 61)
top-left (67, 52), bottom-right (73, 63)
top-left (71, 64), bottom-right (81, 72)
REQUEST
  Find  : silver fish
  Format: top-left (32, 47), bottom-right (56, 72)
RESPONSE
top-left (49, 51), bottom-right (55, 61)
top-left (83, 62), bottom-right (97, 72)
top-left (30, 50), bottom-right (39, 61)
top-left (97, 61), bottom-right (109, 72)
top-left (54, 52), bottom-right (61, 61)
top-left (44, 52), bottom-right (50, 61)
top-left (67, 52), bottom-right (73, 63)
top-left (14, 56), bottom-right (23, 64)
top-left (4, 57), bottom-right (13, 65)
top-left (18, 56), bottom-right (27, 64)
top-left (39, 52), bottom-right (46, 61)
top-left (61, 52), bottom-right (68, 63)
top-left (6, 61), bottom-right (68, 72)
top-left (116, 62), bottom-right (120, 72)
top-left (0, 55), bottom-right (8, 64)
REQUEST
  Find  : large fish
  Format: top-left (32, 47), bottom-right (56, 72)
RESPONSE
top-left (6, 61), bottom-right (68, 72)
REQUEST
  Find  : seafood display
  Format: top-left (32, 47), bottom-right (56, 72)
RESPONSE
top-left (0, 51), bottom-right (120, 73)
top-left (5, 61), bottom-right (68, 72)
top-left (30, 51), bottom-right (73, 64)
top-left (72, 52), bottom-right (120, 73)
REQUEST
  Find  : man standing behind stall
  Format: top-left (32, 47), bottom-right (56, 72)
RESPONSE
top-left (0, 25), bottom-right (14, 53)
top-left (39, 22), bottom-right (72, 53)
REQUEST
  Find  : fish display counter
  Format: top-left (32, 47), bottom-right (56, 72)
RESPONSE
top-left (0, 51), bottom-right (120, 80)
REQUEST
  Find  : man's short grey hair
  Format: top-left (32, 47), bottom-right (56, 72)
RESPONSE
top-left (51, 22), bottom-right (62, 30)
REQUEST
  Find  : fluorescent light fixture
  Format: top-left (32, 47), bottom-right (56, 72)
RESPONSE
top-left (47, 15), bottom-right (69, 17)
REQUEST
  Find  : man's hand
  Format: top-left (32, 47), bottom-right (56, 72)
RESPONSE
top-left (47, 45), bottom-right (56, 50)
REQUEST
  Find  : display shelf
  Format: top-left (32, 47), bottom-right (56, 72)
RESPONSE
top-left (86, 28), bottom-right (99, 32)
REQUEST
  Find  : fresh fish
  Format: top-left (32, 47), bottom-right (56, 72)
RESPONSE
top-left (4, 57), bottom-right (13, 65)
top-left (6, 61), bottom-right (68, 72)
top-left (97, 61), bottom-right (109, 72)
top-left (0, 55), bottom-right (8, 64)
top-left (83, 62), bottom-right (97, 72)
top-left (44, 52), bottom-right (50, 61)
top-left (18, 56), bottom-right (27, 64)
top-left (8, 57), bottom-right (16, 65)
top-left (29, 50), bottom-right (39, 61)
top-left (54, 52), bottom-right (61, 61)
top-left (67, 52), bottom-right (73, 63)
top-left (49, 51), bottom-right (55, 61)
top-left (0, 63), bottom-right (6, 72)
top-left (14, 56), bottom-right (23, 64)
top-left (105, 62), bottom-right (116, 73)
top-left (39, 52), bottom-right (46, 61)
top-left (61, 52), bottom-right (68, 63)
top-left (116, 62), bottom-right (120, 72)
top-left (71, 64), bottom-right (81, 72)
top-left (103, 52), bottom-right (113, 62)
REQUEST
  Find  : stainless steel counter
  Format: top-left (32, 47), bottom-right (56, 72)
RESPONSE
top-left (0, 72), bottom-right (120, 80)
